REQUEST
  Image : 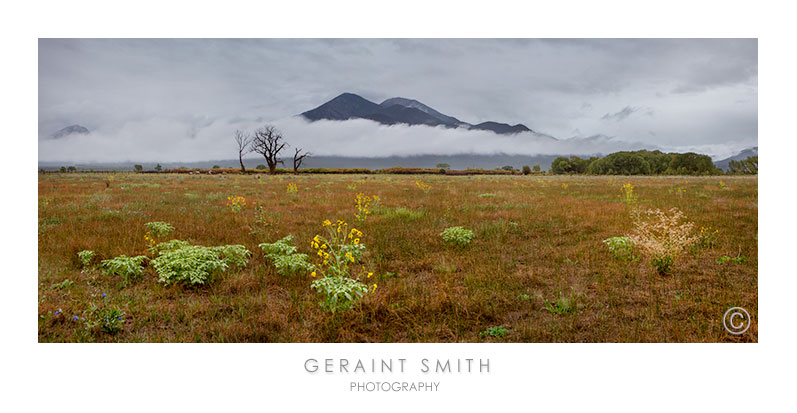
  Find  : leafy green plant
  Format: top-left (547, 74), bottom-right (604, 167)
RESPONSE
top-left (309, 219), bottom-right (375, 312)
top-left (144, 221), bottom-right (174, 238)
top-left (97, 307), bottom-right (125, 334)
top-left (210, 244), bottom-right (252, 268)
top-left (259, 235), bottom-right (313, 276)
top-left (259, 235), bottom-right (298, 258)
top-left (77, 250), bottom-right (95, 267)
top-left (101, 255), bottom-right (147, 283)
top-left (652, 255), bottom-right (674, 275)
top-left (543, 292), bottom-right (578, 315)
top-left (151, 246), bottom-right (228, 285)
top-left (479, 325), bottom-right (508, 339)
top-left (718, 255), bottom-right (747, 265)
top-left (272, 253), bottom-right (315, 277)
top-left (51, 279), bottom-right (74, 290)
top-left (603, 236), bottom-right (635, 260)
top-left (310, 275), bottom-right (369, 313)
top-left (149, 239), bottom-right (191, 255)
top-left (441, 226), bottom-right (475, 247)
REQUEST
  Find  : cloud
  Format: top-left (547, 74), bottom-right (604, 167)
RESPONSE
top-left (37, 116), bottom-right (755, 163)
top-left (601, 106), bottom-right (639, 121)
top-left (38, 38), bottom-right (757, 159)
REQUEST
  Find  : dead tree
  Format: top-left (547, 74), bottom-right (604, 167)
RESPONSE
top-left (233, 130), bottom-right (252, 173)
top-left (292, 148), bottom-right (311, 173)
top-left (250, 125), bottom-right (287, 174)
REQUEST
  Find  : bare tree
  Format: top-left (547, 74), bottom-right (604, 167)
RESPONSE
top-left (233, 129), bottom-right (252, 173)
top-left (250, 125), bottom-right (287, 174)
top-left (292, 148), bottom-right (311, 173)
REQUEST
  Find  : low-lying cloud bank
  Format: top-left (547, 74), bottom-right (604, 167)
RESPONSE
top-left (38, 116), bottom-right (756, 164)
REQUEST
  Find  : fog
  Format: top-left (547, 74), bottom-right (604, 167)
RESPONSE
top-left (38, 39), bottom-right (757, 162)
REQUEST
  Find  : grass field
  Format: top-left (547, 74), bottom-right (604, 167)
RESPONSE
top-left (37, 172), bottom-right (757, 342)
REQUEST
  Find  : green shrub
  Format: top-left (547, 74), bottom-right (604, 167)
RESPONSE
top-left (144, 221), bottom-right (174, 238)
top-left (152, 246), bottom-right (228, 285)
top-left (259, 235), bottom-right (298, 258)
top-left (101, 255), bottom-right (147, 282)
top-left (602, 236), bottom-right (635, 260)
top-left (150, 239), bottom-right (191, 255)
top-left (77, 250), bottom-right (95, 267)
top-left (210, 244), bottom-right (252, 268)
top-left (479, 325), bottom-right (508, 339)
top-left (652, 255), bottom-right (674, 275)
top-left (272, 253), bottom-right (315, 277)
top-left (310, 275), bottom-right (369, 313)
top-left (259, 235), bottom-right (313, 276)
top-left (440, 226), bottom-right (474, 247)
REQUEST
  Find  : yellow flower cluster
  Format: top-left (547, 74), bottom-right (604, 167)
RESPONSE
top-left (144, 230), bottom-right (156, 248)
top-left (286, 183), bottom-right (298, 194)
top-left (562, 183), bottom-right (569, 190)
top-left (620, 183), bottom-right (637, 206)
top-left (415, 180), bottom-right (431, 193)
top-left (226, 195), bottom-right (246, 213)
top-left (354, 193), bottom-right (379, 221)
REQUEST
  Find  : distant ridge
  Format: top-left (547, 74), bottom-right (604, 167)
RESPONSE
top-left (301, 93), bottom-right (553, 137)
top-left (714, 146), bottom-right (758, 171)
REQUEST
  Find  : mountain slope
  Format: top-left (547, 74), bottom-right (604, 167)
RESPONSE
top-left (379, 97), bottom-right (465, 126)
top-left (301, 93), bottom-right (381, 121)
top-left (714, 146), bottom-right (758, 171)
top-left (52, 124), bottom-right (90, 139)
top-left (300, 93), bottom-right (538, 135)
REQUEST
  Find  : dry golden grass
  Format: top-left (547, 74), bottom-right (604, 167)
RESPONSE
top-left (38, 172), bottom-right (757, 342)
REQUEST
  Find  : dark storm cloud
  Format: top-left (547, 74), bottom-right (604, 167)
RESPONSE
top-left (38, 38), bottom-right (757, 162)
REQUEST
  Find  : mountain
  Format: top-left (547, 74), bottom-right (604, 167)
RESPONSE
top-left (379, 97), bottom-right (466, 126)
top-left (301, 93), bottom-right (381, 121)
top-left (52, 124), bottom-right (89, 139)
top-left (471, 121), bottom-right (531, 135)
top-left (300, 93), bottom-right (544, 136)
top-left (714, 146), bottom-right (758, 171)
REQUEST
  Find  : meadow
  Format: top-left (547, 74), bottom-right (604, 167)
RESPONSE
top-left (38, 172), bottom-right (757, 342)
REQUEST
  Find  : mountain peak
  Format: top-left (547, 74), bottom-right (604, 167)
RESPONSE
top-left (52, 124), bottom-right (90, 139)
top-left (300, 93), bottom-right (542, 136)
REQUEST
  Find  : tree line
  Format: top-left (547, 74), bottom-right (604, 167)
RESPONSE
top-left (550, 150), bottom-right (755, 176)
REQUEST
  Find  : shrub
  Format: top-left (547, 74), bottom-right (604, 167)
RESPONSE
top-left (309, 219), bottom-right (375, 312)
top-left (522, 165), bottom-right (532, 175)
top-left (259, 235), bottom-right (298, 258)
top-left (152, 246), bottom-right (228, 285)
top-left (144, 221), bottom-right (174, 238)
top-left (628, 207), bottom-right (697, 275)
top-left (272, 254), bottom-right (315, 277)
top-left (440, 226), bottom-right (474, 247)
top-left (150, 239), bottom-right (191, 255)
top-left (77, 250), bottom-right (95, 267)
top-left (310, 275), bottom-right (369, 313)
top-left (602, 237), bottom-right (635, 260)
top-left (101, 255), bottom-right (148, 282)
top-left (479, 326), bottom-right (508, 339)
top-left (211, 244), bottom-right (251, 268)
top-left (259, 235), bottom-right (313, 277)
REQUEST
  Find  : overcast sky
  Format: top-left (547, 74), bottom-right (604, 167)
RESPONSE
top-left (38, 38), bottom-right (757, 162)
